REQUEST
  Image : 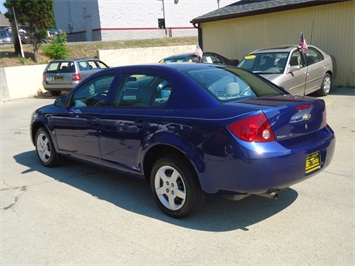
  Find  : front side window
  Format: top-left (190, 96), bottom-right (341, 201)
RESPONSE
top-left (289, 50), bottom-right (306, 68)
top-left (71, 75), bottom-right (115, 107)
top-left (114, 74), bottom-right (172, 108)
top-left (203, 54), bottom-right (222, 64)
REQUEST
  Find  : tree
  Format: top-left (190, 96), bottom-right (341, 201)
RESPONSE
top-left (4, 0), bottom-right (55, 63)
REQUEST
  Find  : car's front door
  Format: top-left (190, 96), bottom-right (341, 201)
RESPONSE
top-left (282, 50), bottom-right (308, 96)
top-left (50, 74), bottom-right (116, 163)
top-left (99, 73), bottom-right (173, 175)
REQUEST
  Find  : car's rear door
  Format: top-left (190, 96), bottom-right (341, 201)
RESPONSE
top-left (98, 71), bottom-right (173, 175)
top-left (77, 60), bottom-right (94, 80)
top-left (304, 47), bottom-right (327, 93)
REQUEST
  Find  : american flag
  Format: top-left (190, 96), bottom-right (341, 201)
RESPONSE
top-left (194, 43), bottom-right (203, 58)
top-left (299, 32), bottom-right (308, 53)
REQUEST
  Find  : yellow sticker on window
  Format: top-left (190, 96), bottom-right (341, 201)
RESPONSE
top-left (245, 55), bottom-right (256, 59)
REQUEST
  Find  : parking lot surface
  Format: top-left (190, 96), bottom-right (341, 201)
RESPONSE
top-left (1, 89), bottom-right (354, 265)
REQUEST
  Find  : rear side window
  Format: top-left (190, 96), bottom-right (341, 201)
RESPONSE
top-left (306, 47), bottom-right (324, 65)
top-left (78, 61), bottom-right (90, 71)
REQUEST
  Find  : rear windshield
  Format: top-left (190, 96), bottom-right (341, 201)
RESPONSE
top-left (46, 61), bottom-right (75, 73)
top-left (182, 66), bottom-right (284, 102)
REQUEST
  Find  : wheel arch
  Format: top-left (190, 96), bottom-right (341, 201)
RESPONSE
top-left (31, 121), bottom-right (47, 145)
top-left (142, 144), bottom-right (204, 189)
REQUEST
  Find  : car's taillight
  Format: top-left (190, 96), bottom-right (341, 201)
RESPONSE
top-left (72, 73), bottom-right (81, 81)
top-left (228, 113), bottom-right (275, 142)
top-left (42, 73), bottom-right (45, 82)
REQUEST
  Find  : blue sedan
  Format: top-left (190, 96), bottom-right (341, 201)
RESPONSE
top-left (30, 63), bottom-right (335, 218)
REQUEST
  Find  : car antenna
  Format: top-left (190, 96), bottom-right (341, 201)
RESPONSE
top-left (301, 20), bottom-right (315, 97)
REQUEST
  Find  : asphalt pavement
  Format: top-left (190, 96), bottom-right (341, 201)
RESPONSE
top-left (0, 88), bottom-right (354, 265)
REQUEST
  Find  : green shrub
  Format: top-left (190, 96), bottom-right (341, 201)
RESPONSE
top-left (43, 31), bottom-right (70, 59)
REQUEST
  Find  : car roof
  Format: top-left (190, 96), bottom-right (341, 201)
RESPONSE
top-left (99, 62), bottom-right (228, 74)
top-left (49, 58), bottom-right (100, 62)
top-left (162, 52), bottom-right (222, 60)
top-left (249, 44), bottom-right (322, 54)
top-left (250, 45), bottom-right (299, 54)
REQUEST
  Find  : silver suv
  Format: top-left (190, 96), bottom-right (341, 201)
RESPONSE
top-left (42, 58), bottom-right (109, 96)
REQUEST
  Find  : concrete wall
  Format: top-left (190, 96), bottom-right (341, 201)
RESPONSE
top-left (0, 45), bottom-right (195, 102)
top-left (0, 64), bottom-right (46, 102)
top-left (98, 45), bottom-right (195, 67)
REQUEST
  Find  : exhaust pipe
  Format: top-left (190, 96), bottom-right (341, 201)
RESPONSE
top-left (258, 189), bottom-right (279, 200)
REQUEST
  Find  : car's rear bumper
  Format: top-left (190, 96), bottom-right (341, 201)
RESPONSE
top-left (42, 81), bottom-right (79, 91)
top-left (198, 125), bottom-right (335, 194)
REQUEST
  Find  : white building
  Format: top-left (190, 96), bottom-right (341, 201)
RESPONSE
top-left (53, 0), bottom-right (237, 42)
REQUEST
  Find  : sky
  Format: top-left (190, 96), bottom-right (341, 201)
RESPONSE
top-left (0, 0), bottom-right (6, 14)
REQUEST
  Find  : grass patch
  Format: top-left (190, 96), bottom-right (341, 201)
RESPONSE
top-left (0, 37), bottom-right (197, 67)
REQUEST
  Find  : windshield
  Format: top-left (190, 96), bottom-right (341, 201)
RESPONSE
top-left (182, 66), bottom-right (284, 102)
top-left (239, 52), bottom-right (289, 74)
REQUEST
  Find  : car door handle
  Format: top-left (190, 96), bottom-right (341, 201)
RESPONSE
top-left (135, 119), bottom-right (149, 129)
top-left (69, 108), bottom-right (82, 114)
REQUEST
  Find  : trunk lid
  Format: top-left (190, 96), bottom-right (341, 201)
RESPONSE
top-left (242, 95), bottom-right (327, 141)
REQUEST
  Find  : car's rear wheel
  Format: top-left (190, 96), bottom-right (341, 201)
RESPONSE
top-left (150, 155), bottom-right (205, 218)
top-left (35, 127), bottom-right (59, 167)
top-left (50, 90), bottom-right (61, 96)
top-left (317, 73), bottom-right (331, 96)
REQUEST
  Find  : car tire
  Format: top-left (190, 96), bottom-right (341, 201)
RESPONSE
top-left (150, 155), bottom-right (205, 218)
top-left (317, 73), bottom-right (332, 96)
top-left (50, 91), bottom-right (61, 96)
top-left (35, 127), bottom-right (59, 167)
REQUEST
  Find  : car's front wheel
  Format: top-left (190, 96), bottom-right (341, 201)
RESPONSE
top-left (317, 73), bottom-right (332, 96)
top-left (150, 155), bottom-right (205, 218)
top-left (35, 127), bottom-right (59, 167)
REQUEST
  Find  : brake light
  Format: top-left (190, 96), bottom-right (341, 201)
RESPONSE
top-left (72, 73), bottom-right (81, 81)
top-left (42, 73), bottom-right (45, 82)
top-left (228, 113), bottom-right (275, 142)
top-left (296, 104), bottom-right (313, 110)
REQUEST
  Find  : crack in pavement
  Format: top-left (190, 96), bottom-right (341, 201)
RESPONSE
top-left (0, 186), bottom-right (28, 210)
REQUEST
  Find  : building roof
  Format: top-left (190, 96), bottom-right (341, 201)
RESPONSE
top-left (191, 0), bottom-right (350, 24)
top-left (0, 13), bottom-right (10, 28)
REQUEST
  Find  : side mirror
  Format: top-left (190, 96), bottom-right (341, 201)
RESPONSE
top-left (54, 96), bottom-right (67, 107)
top-left (288, 65), bottom-right (301, 73)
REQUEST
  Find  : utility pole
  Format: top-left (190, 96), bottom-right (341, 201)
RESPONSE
top-left (12, 6), bottom-right (24, 58)
top-left (6, 2), bottom-right (24, 57)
